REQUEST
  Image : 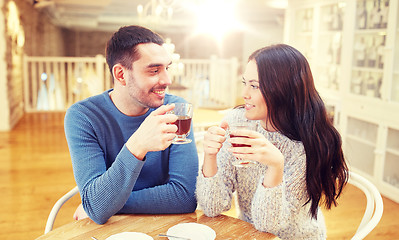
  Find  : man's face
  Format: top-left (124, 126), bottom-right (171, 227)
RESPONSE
top-left (125, 43), bottom-right (172, 109)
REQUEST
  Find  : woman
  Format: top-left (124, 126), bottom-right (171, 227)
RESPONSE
top-left (196, 44), bottom-right (348, 239)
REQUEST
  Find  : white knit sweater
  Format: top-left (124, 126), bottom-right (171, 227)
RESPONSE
top-left (196, 108), bottom-right (326, 240)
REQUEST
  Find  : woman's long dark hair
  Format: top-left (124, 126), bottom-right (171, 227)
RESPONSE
top-left (249, 44), bottom-right (348, 218)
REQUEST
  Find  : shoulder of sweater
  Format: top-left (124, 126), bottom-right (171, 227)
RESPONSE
top-left (276, 133), bottom-right (305, 154)
top-left (223, 106), bottom-right (245, 122)
top-left (66, 91), bottom-right (110, 119)
top-left (164, 94), bottom-right (188, 104)
top-left (69, 91), bottom-right (108, 108)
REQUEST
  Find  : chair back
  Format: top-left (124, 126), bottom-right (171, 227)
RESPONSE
top-left (348, 171), bottom-right (383, 240)
top-left (44, 186), bottom-right (79, 234)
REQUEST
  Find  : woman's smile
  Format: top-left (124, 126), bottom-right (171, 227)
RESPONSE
top-left (245, 103), bottom-right (255, 110)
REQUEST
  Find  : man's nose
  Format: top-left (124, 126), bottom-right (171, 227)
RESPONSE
top-left (160, 69), bottom-right (172, 85)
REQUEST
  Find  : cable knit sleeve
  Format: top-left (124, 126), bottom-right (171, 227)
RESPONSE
top-left (195, 110), bottom-right (242, 217)
top-left (251, 141), bottom-right (308, 234)
top-left (196, 141), bottom-right (237, 217)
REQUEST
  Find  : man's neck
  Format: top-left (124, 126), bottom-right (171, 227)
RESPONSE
top-left (109, 90), bottom-right (149, 117)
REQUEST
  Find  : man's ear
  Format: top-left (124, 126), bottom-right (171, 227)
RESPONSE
top-left (112, 64), bottom-right (127, 86)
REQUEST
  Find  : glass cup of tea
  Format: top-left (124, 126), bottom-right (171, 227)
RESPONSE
top-left (228, 120), bottom-right (258, 167)
top-left (169, 103), bottom-right (193, 144)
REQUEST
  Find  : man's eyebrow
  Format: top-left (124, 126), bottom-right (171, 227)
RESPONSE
top-left (147, 61), bottom-right (172, 68)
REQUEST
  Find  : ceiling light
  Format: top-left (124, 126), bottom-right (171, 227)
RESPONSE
top-left (194, 0), bottom-right (242, 40)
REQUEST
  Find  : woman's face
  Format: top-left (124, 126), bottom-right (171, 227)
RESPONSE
top-left (242, 60), bottom-right (275, 131)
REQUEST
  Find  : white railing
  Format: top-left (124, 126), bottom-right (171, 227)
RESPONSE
top-left (23, 55), bottom-right (111, 112)
top-left (23, 55), bottom-right (239, 112)
top-left (172, 57), bottom-right (239, 109)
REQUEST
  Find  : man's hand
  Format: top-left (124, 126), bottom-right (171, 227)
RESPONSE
top-left (126, 104), bottom-right (178, 160)
top-left (73, 203), bottom-right (88, 220)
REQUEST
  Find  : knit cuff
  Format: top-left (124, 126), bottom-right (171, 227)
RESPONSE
top-left (118, 144), bottom-right (146, 173)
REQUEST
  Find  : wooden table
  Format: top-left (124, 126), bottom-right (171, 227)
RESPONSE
top-left (36, 211), bottom-right (277, 240)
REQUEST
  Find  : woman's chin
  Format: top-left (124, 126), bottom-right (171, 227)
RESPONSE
top-left (244, 112), bottom-right (256, 120)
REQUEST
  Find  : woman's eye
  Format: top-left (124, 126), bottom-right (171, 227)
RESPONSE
top-left (242, 79), bottom-right (259, 89)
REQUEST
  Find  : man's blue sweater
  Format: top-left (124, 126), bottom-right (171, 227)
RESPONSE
top-left (64, 90), bottom-right (198, 224)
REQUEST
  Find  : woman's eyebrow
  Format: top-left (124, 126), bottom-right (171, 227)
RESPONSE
top-left (242, 76), bottom-right (259, 83)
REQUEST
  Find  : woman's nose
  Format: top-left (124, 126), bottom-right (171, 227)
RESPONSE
top-left (242, 86), bottom-right (250, 99)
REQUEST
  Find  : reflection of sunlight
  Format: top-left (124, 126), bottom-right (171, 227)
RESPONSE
top-left (192, 0), bottom-right (243, 40)
top-left (266, 0), bottom-right (288, 9)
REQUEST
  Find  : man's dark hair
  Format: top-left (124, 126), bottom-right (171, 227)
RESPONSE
top-left (105, 25), bottom-right (164, 74)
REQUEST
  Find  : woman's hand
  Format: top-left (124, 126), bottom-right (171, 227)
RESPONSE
top-left (228, 130), bottom-right (284, 187)
top-left (203, 121), bottom-right (229, 156)
top-left (201, 121), bottom-right (229, 177)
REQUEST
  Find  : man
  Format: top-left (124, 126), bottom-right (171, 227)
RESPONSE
top-left (64, 25), bottom-right (198, 224)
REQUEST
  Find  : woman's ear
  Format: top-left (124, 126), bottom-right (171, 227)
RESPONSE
top-left (112, 64), bottom-right (126, 86)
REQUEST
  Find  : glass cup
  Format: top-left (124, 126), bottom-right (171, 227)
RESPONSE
top-left (169, 103), bottom-right (193, 144)
top-left (228, 120), bottom-right (258, 167)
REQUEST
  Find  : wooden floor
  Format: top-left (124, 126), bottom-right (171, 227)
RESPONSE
top-left (1, 112), bottom-right (398, 239)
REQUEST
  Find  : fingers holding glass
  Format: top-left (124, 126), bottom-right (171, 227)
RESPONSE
top-left (168, 103), bottom-right (193, 144)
